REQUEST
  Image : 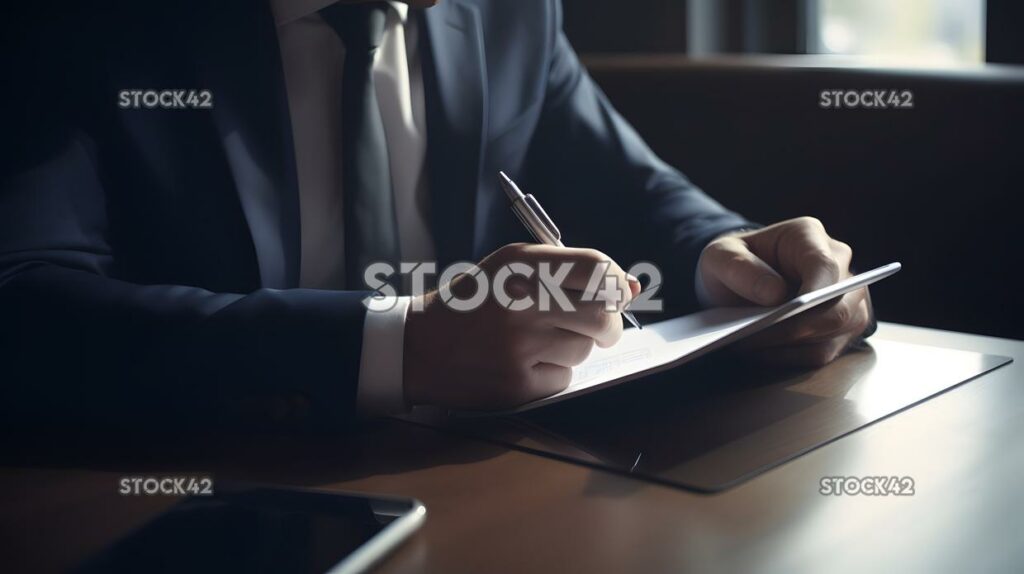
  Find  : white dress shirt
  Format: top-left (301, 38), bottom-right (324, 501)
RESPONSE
top-left (271, 0), bottom-right (432, 415)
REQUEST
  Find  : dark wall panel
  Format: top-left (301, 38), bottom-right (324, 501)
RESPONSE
top-left (586, 58), bottom-right (1024, 339)
top-left (562, 0), bottom-right (687, 53)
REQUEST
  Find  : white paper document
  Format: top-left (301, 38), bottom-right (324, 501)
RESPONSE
top-left (494, 262), bottom-right (902, 414)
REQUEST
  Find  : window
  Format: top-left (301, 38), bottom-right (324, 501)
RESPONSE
top-left (809, 0), bottom-right (985, 64)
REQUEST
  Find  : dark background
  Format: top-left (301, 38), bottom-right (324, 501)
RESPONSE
top-left (561, 0), bottom-right (1024, 340)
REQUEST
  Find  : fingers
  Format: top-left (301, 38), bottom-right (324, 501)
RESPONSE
top-left (516, 244), bottom-right (628, 290)
top-left (494, 244), bottom-right (631, 348)
top-left (487, 329), bottom-right (590, 409)
top-left (699, 235), bottom-right (788, 306)
top-left (488, 327), bottom-right (589, 408)
top-left (492, 362), bottom-right (573, 409)
top-left (527, 363), bottom-right (574, 400)
top-left (781, 289), bottom-right (868, 342)
top-left (534, 329), bottom-right (595, 368)
top-left (544, 300), bottom-right (624, 348)
top-left (626, 274), bottom-right (642, 299)
top-left (549, 246), bottom-right (635, 313)
top-left (709, 217), bottom-right (868, 370)
top-left (410, 243), bottom-right (634, 412)
top-left (492, 243), bottom-right (635, 308)
top-left (772, 217), bottom-right (850, 294)
top-left (509, 326), bottom-right (596, 368)
top-left (741, 293), bottom-right (871, 350)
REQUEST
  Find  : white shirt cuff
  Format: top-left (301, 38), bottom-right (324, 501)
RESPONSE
top-left (356, 295), bottom-right (411, 416)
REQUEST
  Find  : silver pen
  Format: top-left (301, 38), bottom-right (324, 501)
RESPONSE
top-left (498, 171), bottom-right (643, 330)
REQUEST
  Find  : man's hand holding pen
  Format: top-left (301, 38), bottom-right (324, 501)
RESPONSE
top-left (403, 243), bottom-right (640, 411)
top-left (401, 176), bottom-right (869, 411)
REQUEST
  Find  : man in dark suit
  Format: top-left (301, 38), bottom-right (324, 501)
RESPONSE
top-left (0, 0), bottom-right (871, 429)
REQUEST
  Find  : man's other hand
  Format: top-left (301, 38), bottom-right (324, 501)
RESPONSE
top-left (698, 217), bottom-right (873, 367)
top-left (403, 244), bottom-right (640, 411)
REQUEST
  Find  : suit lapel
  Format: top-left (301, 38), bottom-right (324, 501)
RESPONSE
top-left (421, 1), bottom-right (488, 268)
top-left (192, 1), bottom-right (486, 285)
top-left (195, 0), bottom-right (300, 289)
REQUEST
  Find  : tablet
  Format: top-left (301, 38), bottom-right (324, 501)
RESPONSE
top-left (487, 262), bottom-right (902, 414)
top-left (77, 485), bottom-right (426, 574)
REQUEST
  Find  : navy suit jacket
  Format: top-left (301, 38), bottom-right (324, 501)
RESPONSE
top-left (0, 0), bottom-right (749, 430)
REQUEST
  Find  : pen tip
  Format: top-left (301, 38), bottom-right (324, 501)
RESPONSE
top-left (498, 171), bottom-right (523, 201)
top-left (624, 312), bottom-right (643, 330)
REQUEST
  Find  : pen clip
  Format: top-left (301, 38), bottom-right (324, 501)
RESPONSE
top-left (523, 195), bottom-right (561, 243)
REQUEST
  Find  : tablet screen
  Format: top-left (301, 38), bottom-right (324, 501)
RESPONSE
top-left (76, 486), bottom-right (424, 574)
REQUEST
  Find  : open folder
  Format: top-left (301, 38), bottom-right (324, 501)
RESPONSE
top-left (488, 262), bottom-right (902, 415)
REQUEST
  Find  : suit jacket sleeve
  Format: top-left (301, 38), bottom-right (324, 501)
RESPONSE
top-left (0, 5), bottom-right (379, 432)
top-left (0, 136), bottom-right (367, 432)
top-left (524, 1), bottom-right (752, 314)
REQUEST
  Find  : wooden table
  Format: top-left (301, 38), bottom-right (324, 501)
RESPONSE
top-left (2, 323), bottom-right (1022, 573)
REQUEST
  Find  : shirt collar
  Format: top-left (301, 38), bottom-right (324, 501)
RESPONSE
top-left (271, 0), bottom-right (409, 27)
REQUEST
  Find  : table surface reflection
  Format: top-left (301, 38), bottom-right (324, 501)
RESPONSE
top-left (2, 324), bottom-right (1023, 574)
top-left (410, 338), bottom-right (1010, 491)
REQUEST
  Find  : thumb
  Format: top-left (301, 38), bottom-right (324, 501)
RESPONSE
top-left (700, 236), bottom-right (788, 306)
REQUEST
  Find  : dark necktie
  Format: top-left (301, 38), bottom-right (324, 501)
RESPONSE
top-left (321, 3), bottom-right (399, 290)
